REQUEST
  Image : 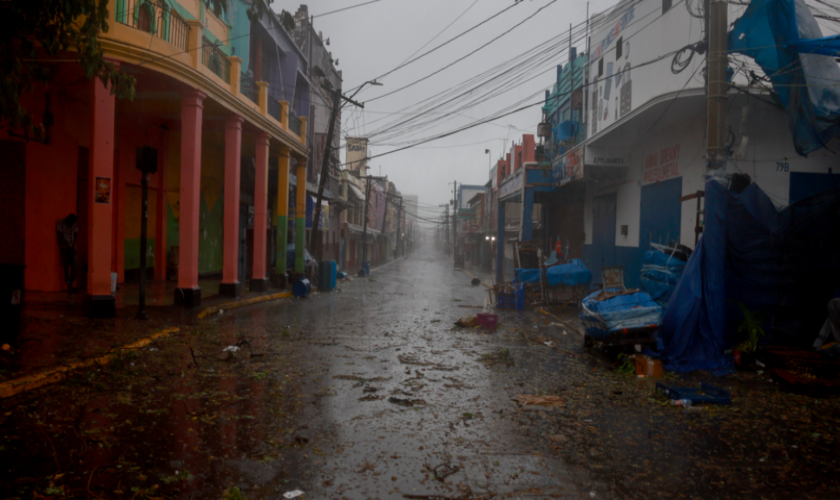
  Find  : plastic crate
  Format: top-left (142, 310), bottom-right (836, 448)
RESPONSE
top-left (476, 313), bottom-right (498, 331)
top-left (655, 382), bottom-right (731, 405)
top-left (496, 283), bottom-right (525, 310)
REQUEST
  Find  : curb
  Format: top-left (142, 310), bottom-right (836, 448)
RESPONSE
top-left (2, 274), bottom-right (338, 399)
top-left (0, 327), bottom-right (180, 400)
top-left (196, 291), bottom-right (293, 320)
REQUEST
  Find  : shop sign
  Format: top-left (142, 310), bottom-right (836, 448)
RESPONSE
top-left (553, 148), bottom-right (584, 184)
top-left (586, 146), bottom-right (630, 167)
top-left (643, 143), bottom-right (682, 184)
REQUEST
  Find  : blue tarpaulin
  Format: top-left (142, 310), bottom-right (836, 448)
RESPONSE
top-left (552, 120), bottom-right (578, 143)
top-left (581, 291), bottom-right (664, 339)
top-left (729, 0), bottom-right (840, 155)
top-left (515, 268), bottom-right (541, 284)
top-left (546, 259), bottom-right (592, 287)
top-left (657, 180), bottom-right (840, 374)
top-left (640, 250), bottom-right (686, 306)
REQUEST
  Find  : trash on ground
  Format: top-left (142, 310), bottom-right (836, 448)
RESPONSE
top-left (455, 315), bottom-right (478, 328)
top-left (635, 355), bottom-right (663, 378)
top-left (222, 346), bottom-right (239, 353)
top-left (283, 490), bottom-right (304, 499)
top-left (471, 278), bottom-right (481, 286)
top-left (656, 382), bottom-right (731, 405)
top-left (388, 396), bottom-right (426, 406)
top-left (512, 394), bottom-right (565, 407)
top-left (476, 313), bottom-right (497, 331)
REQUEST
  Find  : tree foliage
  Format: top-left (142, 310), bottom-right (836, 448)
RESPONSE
top-left (0, 0), bottom-right (135, 141)
top-left (1, 0), bottom-right (276, 142)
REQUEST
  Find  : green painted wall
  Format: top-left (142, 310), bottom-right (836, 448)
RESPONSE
top-left (198, 195), bottom-right (224, 274)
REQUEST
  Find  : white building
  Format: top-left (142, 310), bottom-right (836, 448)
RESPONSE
top-left (557, 0), bottom-right (840, 287)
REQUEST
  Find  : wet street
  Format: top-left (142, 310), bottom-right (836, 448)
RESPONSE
top-left (2, 244), bottom-right (840, 499)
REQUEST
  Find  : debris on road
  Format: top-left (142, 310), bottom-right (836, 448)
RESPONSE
top-left (455, 315), bottom-right (478, 328)
top-left (222, 345), bottom-right (239, 352)
top-left (283, 490), bottom-right (305, 499)
top-left (512, 394), bottom-right (565, 408)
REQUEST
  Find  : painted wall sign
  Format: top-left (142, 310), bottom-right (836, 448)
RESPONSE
top-left (593, 6), bottom-right (635, 59)
top-left (553, 147), bottom-right (584, 184)
top-left (94, 177), bottom-right (111, 204)
top-left (644, 144), bottom-right (682, 184)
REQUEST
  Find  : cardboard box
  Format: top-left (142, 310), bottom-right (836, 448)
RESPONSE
top-left (635, 355), bottom-right (663, 378)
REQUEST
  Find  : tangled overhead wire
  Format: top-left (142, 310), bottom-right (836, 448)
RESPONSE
top-left (672, 41), bottom-right (708, 74)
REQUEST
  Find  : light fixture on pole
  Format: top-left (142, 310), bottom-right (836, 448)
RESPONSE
top-left (485, 149), bottom-right (491, 173)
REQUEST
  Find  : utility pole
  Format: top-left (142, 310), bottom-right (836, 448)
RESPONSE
top-left (441, 204), bottom-right (449, 255)
top-left (381, 191), bottom-right (390, 260)
top-left (395, 197), bottom-right (403, 258)
top-left (706, 0), bottom-right (728, 178)
top-left (452, 181), bottom-right (458, 268)
top-left (311, 85), bottom-right (364, 258)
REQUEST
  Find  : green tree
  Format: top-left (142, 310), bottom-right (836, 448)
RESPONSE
top-left (0, 0), bottom-right (135, 141)
top-left (0, 0), bottom-right (276, 142)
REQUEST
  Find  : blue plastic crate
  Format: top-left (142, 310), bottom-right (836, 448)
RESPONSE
top-left (497, 283), bottom-right (525, 310)
top-left (655, 382), bottom-right (731, 405)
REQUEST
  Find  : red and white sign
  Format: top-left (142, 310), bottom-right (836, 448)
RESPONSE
top-left (643, 144), bottom-right (681, 184)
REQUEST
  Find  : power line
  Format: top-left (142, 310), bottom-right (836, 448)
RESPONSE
top-left (312, 0), bottom-right (382, 19)
top-left (346, 1), bottom-right (524, 93)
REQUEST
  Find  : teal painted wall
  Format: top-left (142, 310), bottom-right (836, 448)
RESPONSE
top-left (228, 0), bottom-right (252, 70)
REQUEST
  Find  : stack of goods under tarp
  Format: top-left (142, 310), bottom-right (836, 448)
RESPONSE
top-left (546, 259), bottom-right (592, 288)
top-left (640, 244), bottom-right (691, 307)
top-left (580, 289), bottom-right (664, 342)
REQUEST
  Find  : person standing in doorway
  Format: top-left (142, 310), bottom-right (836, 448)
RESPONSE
top-left (56, 214), bottom-right (78, 291)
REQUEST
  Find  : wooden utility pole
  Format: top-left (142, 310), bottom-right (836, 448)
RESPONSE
top-left (706, 0), bottom-right (728, 177)
top-left (310, 85), bottom-right (364, 258)
top-left (395, 197), bottom-right (403, 258)
top-left (453, 181), bottom-right (458, 267)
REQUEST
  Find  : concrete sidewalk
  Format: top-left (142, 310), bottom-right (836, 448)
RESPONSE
top-left (0, 258), bottom-right (407, 396)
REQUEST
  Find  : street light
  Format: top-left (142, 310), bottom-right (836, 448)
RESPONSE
top-left (485, 149), bottom-right (491, 176)
top-left (347, 80), bottom-right (383, 102)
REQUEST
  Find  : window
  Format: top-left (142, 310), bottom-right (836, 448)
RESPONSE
top-left (663, 0), bottom-right (672, 13)
top-left (598, 58), bottom-right (604, 77)
top-left (616, 37), bottom-right (623, 59)
top-left (138, 4), bottom-right (152, 33)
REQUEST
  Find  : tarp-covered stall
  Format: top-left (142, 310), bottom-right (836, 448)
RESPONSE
top-left (657, 180), bottom-right (840, 374)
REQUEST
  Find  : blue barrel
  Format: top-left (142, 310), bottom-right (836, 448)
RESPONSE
top-left (292, 278), bottom-right (311, 298)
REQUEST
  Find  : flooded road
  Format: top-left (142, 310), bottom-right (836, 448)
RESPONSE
top-left (3, 243), bottom-right (840, 500)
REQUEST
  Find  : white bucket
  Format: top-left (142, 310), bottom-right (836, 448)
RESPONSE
top-left (111, 272), bottom-right (117, 294)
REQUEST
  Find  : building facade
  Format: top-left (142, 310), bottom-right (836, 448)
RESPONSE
top-left (1, 0), bottom-right (312, 316)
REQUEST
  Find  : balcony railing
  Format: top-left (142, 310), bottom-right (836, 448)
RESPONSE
top-left (288, 107), bottom-right (302, 135)
top-left (267, 96), bottom-right (281, 122)
top-left (115, 0), bottom-right (188, 51)
top-left (241, 71), bottom-right (258, 104)
top-left (202, 37), bottom-right (230, 83)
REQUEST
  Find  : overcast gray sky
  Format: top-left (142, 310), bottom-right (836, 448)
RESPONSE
top-left (276, 0), bottom-right (616, 225)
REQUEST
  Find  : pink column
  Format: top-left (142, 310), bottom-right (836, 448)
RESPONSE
top-left (87, 74), bottom-right (117, 317)
top-left (175, 90), bottom-right (206, 307)
top-left (251, 132), bottom-right (270, 291)
top-left (154, 130), bottom-right (168, 282)
top-left (220, 115), bottom-right (244, 296)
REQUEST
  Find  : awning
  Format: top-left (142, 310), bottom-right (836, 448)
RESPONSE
top-left (348, 183), bottom-right (366, 200)
top-left (346, 223), bottom-right (364, 234)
